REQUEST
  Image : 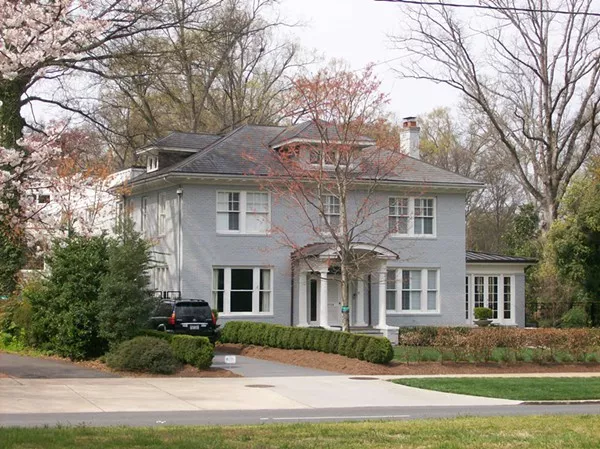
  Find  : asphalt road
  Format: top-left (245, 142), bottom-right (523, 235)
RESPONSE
top-left (1, 404), bottom-right (599, 427)
top-left (0, 353), bottom-right (117, 379)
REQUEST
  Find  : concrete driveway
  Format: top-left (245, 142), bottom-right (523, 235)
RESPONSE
top-left (0, 375), bottom-right (519, 415)
top-left (0, 353), bottom-right (118, 379)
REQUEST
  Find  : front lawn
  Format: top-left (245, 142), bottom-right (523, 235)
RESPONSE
top-left (392, 377), bottom-right (600, 401)
top-left (2, 416), bottom-right (600, 448)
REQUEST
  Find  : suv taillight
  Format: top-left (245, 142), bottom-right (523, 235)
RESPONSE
top-left (168, 312), bottom-right (175, 326)
top-left (211, 311), bottom-right (217, 326)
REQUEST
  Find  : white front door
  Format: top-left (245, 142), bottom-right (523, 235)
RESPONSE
top-left (327, 278), bottom-right (341, 327)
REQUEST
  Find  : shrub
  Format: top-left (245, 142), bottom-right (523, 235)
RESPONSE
top-left (355, 336), bottom-right (370, 360)
top-left (218, 321), bottom-right (394, 364)
top-left (106, 336), bottom-right (179, 374)
top-left (363, 337), bottom-right (394, 364)
top-left (98, 221), bottom-right (155, 348)
top-left (171, 335), bottom-right (214, 369)
top-left (30, 235), bottom-right (110, 360)
top-left (398, 327), bottom-right (440, 346)
top-left (137, 329), bottom-right (173, 342)
top-left (561, 307), bottom-right (589, 328)
top-left (474, 307), bottom-right (493, 320)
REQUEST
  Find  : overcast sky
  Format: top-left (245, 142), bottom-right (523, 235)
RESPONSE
top-left (27, 0), bottom-right (461, 126)
top-left (280, 0), bottom-right (460, 118)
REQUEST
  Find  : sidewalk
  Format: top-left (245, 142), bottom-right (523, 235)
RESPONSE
top-left (0, 375), bottom-right (519, 414)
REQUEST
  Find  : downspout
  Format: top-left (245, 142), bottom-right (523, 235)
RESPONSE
top-left (176, 186), bottom-right (183, 295)
top-left (290, 257), bottom-right (295, 326)
top-left (367, 274), bottom-right (372, 327)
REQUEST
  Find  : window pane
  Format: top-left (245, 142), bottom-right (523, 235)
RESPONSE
top-left (427, 291), bottom-right (437, 310)
top-left (228, 212), bottom-right (239, 230)
top-left (213, 291), bottom-right (223, 312)
top-left (386, 270), bottom-right (396, 290)
top-left (229, 192), bottom-right (240, 211)
top-left (410, 270), bottom-right (421, 289)
top-left (260, 292), bottom-right (271, 312)
top-left (246, 213), bottom-right (268, 233)
top-left (410, 291), bottom-right (421, 310)
top-left (414, 217), bottom-right (423, 234)
top-left (327, 214), bottom-right (340, 227)
top-left (231, 269), bottom-right (253, 290)
top-left (427, 270), bottom-right (437, 290)
top-left (402, 291), bottom-right (410, 310)
top-left (423, 217), bottom-right (433, 234)
top-left (402, 270), bottom-right (410, 289)
top-left (386, 291), bottom-right (396, 310)
top-left (465, 276), bottom-right (469, 319)
top-left (474, 276), bottom-right (485, 308)
top-left (247, 193), bottom-right (268, 213)
top-left (230, 291), bottom-right (253, 312)
top-left (488, 276), bottom-right (498, 319)
top-left (504, 277), bottom-right (512, 319)
top-left (260, 269), bottom-right (271, 290)
top-left (213, 269), bottom-right (224, 290)
top-left (389, 216), bottom-right (408, 234)
top-left (217, 213), bottom-right (229, 231)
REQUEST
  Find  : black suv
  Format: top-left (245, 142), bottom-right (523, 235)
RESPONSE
top-left (149, 299), bottom-right (219, 341)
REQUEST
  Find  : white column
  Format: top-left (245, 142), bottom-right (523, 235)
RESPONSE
top-left (319, 270), bottom-right (329, 328)
top-left (377, 268), bottom-right (387, 329)
top-left (298, 271), bottom-right (308, 327)
top-left (356, 278), bottom-right (366, 326)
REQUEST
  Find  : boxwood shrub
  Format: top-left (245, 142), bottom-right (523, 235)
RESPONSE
top-left (219, 321), bottom-right (394, 364)
top-left (171, 335), bottom-right (214, 369)
top-left (106, 336), bottom-right (180, 374)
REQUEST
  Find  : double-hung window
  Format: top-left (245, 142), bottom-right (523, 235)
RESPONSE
top-left (158, 193), bottom-right (167, 235)
top-left (323, 195), bottom-right (340, 228)
top-left (212, 267), bottom-right (273, 315)
top-left (388, 197), bottom-right (436, 236)
top-left (217, 191), bottom-right (269, 234)
top-left (140, 197), bottom-right (148, 235)
top-left (386, 268), bottom-right (439, 313)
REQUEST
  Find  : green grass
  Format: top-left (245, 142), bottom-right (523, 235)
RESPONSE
top-left (393, 377), bottom-right (600, 400)
top-left (2, 416), bottom-right (600, 448)
top-left (393, 345), bottom-right (600, 364)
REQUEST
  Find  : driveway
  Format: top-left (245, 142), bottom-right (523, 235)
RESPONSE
top-left (212, 352), bottom-right (336, 377)
top-left (0, 353), bottom-right (118, 379)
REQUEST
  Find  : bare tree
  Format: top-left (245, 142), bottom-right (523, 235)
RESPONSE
top-left (246, 65), bottom-right (407, 332)
top-left (94, 0), bottom-right (305, 167)
top-left (390, 0), bottom-right (600, 230)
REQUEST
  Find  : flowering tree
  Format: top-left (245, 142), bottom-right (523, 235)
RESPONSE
top-left (0, 0), bottom-right (174, 293)
top-left (248, 65), bottom-right (406, 332)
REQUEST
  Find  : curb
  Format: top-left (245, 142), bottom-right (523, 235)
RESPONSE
top-left (523, 400), bottom-right (600, 405)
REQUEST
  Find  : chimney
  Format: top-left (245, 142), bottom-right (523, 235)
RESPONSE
top-left (400, 116), bottom-right (420, 159)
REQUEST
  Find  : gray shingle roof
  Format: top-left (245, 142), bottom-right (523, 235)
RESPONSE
top-left (130, 122), bottom-right (484, 188)
top-left (466, 251), bottom-right (537, 264)
top-left (147, 131), bottom-right (222, 151)
top-left (270, 121), bottom-right (375, 147)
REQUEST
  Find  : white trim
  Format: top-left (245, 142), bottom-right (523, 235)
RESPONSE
top-left (272, 137), bottom-right (375, 148)
top-left (319, 243), bottom-right (398, 260)
top-left (212, 266), bottom-right (274, 317)
top-left (216, 190), bottom-right (271, 235)
top-left (388, 196), bottom-right (437, 238)
top-left (386, 267), bottom-right (440, 315)
top-left (157, 192), bottom-right (167, 236)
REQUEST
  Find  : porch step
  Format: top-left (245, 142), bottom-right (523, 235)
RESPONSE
top-left (349, 326), bottom-right (385, 337)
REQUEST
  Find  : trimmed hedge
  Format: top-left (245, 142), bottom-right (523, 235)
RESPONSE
top-left (220, 321), bottom-right (394, 364)
top-left (171, 335), bottom-right (214, 369)
top-left (105, 336), bottom-right (180, 374)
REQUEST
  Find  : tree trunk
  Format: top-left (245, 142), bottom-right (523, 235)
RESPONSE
top-left (0, 76), bottom-right (28, 148)
top-left (341, 263), bottom-right (350, 332)
top-left (540, 199), bottom-right (558, 233)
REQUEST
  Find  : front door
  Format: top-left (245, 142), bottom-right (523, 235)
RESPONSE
top-left (327, 277), bottom-right (341, 327)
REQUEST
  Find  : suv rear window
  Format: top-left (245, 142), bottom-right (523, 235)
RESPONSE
top-left (175, 302), bottom-right (212, 320)
top-left (156, 302), bottom-right (174, 316)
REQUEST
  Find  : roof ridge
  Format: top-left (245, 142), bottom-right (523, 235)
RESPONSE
top-left (402, 153), bottom-right (483, 185)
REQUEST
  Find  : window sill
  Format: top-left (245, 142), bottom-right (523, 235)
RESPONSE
top-left (216, 232), bottom-right (270, 237)
top-left (389, 234), bottom-right (437, 240)
top-left (386, 312), bottom-right (441, 316)
top-left (219, 312), bottom-right (274, 317)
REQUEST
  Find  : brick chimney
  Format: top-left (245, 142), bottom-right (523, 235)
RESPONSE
top-left (400, 116), bottom-right (420, 159)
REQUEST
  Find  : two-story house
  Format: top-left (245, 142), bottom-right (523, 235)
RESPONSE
top-left (121, 118), bottom-right (534, 340)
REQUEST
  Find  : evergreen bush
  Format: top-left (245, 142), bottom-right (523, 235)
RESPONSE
top-left (106, 336), bottom-right (180, 374)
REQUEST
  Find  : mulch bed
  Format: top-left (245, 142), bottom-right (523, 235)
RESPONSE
top-left (217, 343), bottom-right (600, 376)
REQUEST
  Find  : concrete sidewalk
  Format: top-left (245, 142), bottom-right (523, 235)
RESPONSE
top-left (0, 376), bottom-right (519, 414)
top-left (212, 353), bottom-right (336, 377)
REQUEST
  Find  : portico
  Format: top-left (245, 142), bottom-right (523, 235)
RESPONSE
top-left (293, 243), bottom-right (399, 335)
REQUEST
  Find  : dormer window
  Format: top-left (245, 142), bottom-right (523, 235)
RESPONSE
top-left (147, 155), bottom-right (159, 172)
